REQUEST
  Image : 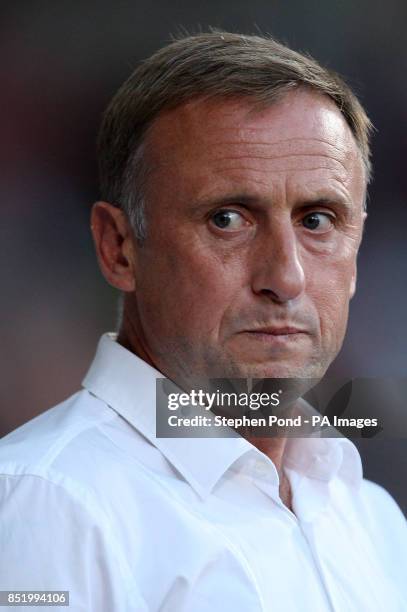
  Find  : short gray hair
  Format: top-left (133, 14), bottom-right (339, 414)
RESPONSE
top-left (98, 30), bottom-right (373, 241)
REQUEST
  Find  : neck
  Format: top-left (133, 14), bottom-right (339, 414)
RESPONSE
top-left (117, 306), bottom-right (158, 370)
top-left (245, 435), bottom-right (292, 509)
top-left (118, 315), bottom-right (293, 510)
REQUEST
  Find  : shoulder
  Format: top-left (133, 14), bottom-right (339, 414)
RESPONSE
top-left (0, 391), bottom-right (150, 610)
top-left (0, 389), bottom-right (121, 539)
top-left (0, 388), bottom-right (180, 520)
top-left (358, 478), bottom-right (406, 536)
top-left (0, 389), bottom-right (116, 477)
top-left (0, 389), bottom-right (113, 452)
top-left (333, 476), bottom-right (407, 572)
top-left (329, 469), bottom-right (406, 546)
top-left (358, 478), bottom-right (405, 517)
top-left (0, 388), bottom-right (148, 515)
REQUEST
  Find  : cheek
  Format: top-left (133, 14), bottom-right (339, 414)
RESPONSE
top-left (137, 239), bottom-right (244, 338)
top-left (305, 254), bottom-right (354, 346)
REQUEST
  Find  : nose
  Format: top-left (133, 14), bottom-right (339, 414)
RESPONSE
top-left (251, 223), bottom-right (305, 303)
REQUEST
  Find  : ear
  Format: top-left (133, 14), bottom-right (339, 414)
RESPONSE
top-left (90, 201), bottom-right (137, 292)
top-left (349, 211), bottom-right (367, 299)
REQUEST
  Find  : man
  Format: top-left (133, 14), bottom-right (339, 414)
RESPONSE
top-left (0, 31), bottom-right (406, 611)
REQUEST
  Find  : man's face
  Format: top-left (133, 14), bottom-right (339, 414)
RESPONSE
top-left (128, 88), bottom-right (366, 380)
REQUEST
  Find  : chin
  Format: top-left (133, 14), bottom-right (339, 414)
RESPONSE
top-left (231, 359), bottom-right (327, 380)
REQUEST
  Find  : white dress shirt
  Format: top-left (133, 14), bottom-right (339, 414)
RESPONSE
top-left (0, 333), bottom-right (406, 611)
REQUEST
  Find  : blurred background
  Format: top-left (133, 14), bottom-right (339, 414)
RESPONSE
top-left (1, 1), bottom-right (406, 510)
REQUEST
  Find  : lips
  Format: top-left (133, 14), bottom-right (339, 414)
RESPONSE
top-left (244, 326), bottom-right (306, 335)
top-left (238, 326), bottom-right (309, 348)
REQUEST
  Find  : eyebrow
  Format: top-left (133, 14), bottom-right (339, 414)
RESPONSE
top-left (300, 197), bottom-right (355, 216)
top-left (188, 193), bottom-right (356, 217)
top-left (189, 193), bottom-right (261, 214)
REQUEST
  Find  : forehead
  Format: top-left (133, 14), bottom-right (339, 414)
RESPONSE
top-left (144, 88), bottom-right (365, 202)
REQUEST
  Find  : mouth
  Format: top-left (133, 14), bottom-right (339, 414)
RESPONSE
top-left (239, 326), bottom-right (308, 344)
top-left (248, 326), bottom-right (305, 335)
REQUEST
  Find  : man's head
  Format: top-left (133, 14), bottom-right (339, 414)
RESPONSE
top-left (91, 31), bottom-right (372, 381)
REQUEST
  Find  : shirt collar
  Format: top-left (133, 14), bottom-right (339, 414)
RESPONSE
top-left (82, 333), bottom-right (363, 499)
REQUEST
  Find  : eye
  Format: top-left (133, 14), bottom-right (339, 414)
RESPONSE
top-left (301, 212), bottom-right (334, 233)
top-left (210, 210), bottom-right (248, 231)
